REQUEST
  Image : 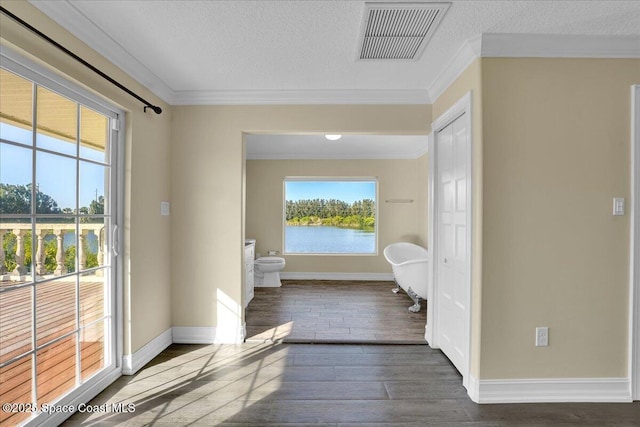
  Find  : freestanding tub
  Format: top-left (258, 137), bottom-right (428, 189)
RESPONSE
top-left (383, 242), bottom-right (429, 312)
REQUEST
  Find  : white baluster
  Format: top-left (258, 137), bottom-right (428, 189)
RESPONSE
top-left (96, 227), bottom-right (105, 276)
top-left (54, 228), bottom-right (67, 276)
top-left (36, 229), bottom-right (47, 275)
top-left (79, 230), bottom-right (87, 271)
top-left (13, 229), bottom-right (27, 275)
top-left (0, 230), bottom-right (6, 275)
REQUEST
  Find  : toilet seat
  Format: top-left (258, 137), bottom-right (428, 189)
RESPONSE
top-left (255, 256), bottom-right (285, 264)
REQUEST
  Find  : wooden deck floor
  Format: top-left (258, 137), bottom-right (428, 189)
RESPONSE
top-left (0, 279), bottom-right (105, 427)
top-left (245, 280), bottom-right (428, 344)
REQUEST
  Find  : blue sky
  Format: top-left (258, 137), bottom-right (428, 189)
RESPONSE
top-left (0, 123), bottom-right (106, 211)
top-left (285, 180), bottom-right (376, 203)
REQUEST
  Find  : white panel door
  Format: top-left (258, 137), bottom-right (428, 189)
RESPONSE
top-left (436, 113), bottom-right (469, 374)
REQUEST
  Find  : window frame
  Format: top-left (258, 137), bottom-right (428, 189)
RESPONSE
top-left (282, 176), bottom-right (379, 256)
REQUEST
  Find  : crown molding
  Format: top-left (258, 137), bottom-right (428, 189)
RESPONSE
top-left (171, 89), bottom-right (431, 105)
top-left (481, 33), bottom-right (640, 59)
top-left (27, 1), bottom-right (640, 107)
top-left (428, 34), bottom-right (482, 103)
top-left (29, 0), bottom-right (175, 104)
top-left (428, 33), bottom-right (640, 103)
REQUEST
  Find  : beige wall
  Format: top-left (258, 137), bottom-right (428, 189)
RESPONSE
top-left (479, 58), bottom-right (639, 379)
top-left (0, 1), bottom-right (173, 354)
top-left (246, 156), bottom-right (428, 274)
top-left (171, 105), bottom-right (431, 328)
top-left (433, 57), bottom-right (639, 380)
top-left (432, 58), bottom-right (484, 378)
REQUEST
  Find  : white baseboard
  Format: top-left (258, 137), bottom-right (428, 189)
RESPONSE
top-left (122, 328), bottom-right (172, 375)
top-left (468, 375), bottom-right (632, 403)
top-left (172, 325), bottom-right (244, 344)
top-left (280, 272), bottom-right (394, 281)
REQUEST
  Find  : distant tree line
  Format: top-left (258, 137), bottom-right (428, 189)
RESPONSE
top-left (0, 183), bottom-right (104, 219)
top-left (285, 198), bottom-right (375, 230)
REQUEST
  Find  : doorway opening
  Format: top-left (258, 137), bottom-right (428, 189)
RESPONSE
top-left (243, 133), bottom-right (429, 344)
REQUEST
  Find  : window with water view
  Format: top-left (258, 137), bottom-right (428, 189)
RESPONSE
top-left (284, 179), bottom-right (377, 254)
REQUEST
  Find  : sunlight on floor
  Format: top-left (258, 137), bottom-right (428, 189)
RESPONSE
top-left (68, 343), bottom-right (290, 425)
top-left (245, 321), bottom-right (294, 342)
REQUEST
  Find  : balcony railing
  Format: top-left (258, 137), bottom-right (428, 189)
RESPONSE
top-left (1, 223), bottom-right (106, 285)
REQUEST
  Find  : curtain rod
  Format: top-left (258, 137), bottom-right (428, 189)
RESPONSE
top-left (0, 6), bottom-right (163, 115)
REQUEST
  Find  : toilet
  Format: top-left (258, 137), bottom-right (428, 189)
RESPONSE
top-left (254, 256), bottom-right (286, 287)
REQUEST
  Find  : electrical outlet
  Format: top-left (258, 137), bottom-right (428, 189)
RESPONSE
top-left (536, 327), bottom-right (549, 347)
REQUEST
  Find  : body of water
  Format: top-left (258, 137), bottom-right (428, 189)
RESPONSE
top-left (285, 225), bottom-right (375, 254)
top-left (59, 232), bottom-right (99, 253)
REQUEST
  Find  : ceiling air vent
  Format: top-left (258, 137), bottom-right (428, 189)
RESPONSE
top-left (358, 2), bottom-right (450, 61)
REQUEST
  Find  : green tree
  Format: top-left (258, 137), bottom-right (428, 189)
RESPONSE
top-left (89, 195), bottom-right (104, 215)
top-left (0, 183), bottom-right (62, 216)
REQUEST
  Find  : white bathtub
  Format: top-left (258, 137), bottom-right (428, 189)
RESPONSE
top-left (383, 242), bottom-right (429, 312)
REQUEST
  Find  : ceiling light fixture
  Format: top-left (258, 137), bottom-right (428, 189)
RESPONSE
top-left (325, 134), bottom-right (342, 141)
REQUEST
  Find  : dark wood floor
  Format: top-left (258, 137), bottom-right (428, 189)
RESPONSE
top-left (60, 281), bottom-right (640, 426)
top-left (245, 280), bottom-right (428, 344)
top-left (62, 342), bottom-right (640, 426)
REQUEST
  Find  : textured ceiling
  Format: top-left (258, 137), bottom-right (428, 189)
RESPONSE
top-left (29, 0), bottom-right (640, 95)
top-left (24, 0), bottom-right (640, 158)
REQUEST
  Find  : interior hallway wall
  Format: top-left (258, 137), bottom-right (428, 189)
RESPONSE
top-left (246, 156), bottom-right (429, 275)
top-left (171, 105), bottom-right (430, 334)
top-left (479, 57), bottom-right (640, 379)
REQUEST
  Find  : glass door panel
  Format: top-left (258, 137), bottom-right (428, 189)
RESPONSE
top-left (36, 86), bottom-right (77, 156)
top-left (79, 106), bottom-right (108, 163)
top-left (36, 334), bottom-right (77, 405)
top-left (0, 286), bottom-right (32, 363)
top-left (35, 152), bottom-right (76, 214)
top-left (0, 69), bottom-right (33, 147)
top-left (80, 319), bottom-right (105, 381)
top-left (35, 278), bottom-right (76, 347)
top-left (0, 143), bottom-right (33, 217)
top-left (79, 161), bottom-right (108, 216)
top-left (0, 59), bottom-right (119, 426)
top-left (0, 354), bottom-right (33, 426)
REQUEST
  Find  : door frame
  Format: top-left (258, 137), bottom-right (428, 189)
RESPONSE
top-left (426, 91), bottom-right (474, 389)
top-left (0, 44), bottom-right (125, 426)
top-left (631, 84), bottom-right (640, 401)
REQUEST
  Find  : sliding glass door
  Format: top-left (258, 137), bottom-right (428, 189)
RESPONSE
top-left (0, 54), bottom-right (121, 426)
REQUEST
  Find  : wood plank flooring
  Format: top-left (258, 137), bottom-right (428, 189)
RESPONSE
top-left (62, 342), bottom-right (640, 426)
top-left (58, 281), bottom-right (640, 426)
top-left (245, 280), bottom-right (427, 344)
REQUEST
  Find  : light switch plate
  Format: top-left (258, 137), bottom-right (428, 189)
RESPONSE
top-left (161, 201), bottom-right (170, 216)
top-left (613, 198), bottom-right (624, 216)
